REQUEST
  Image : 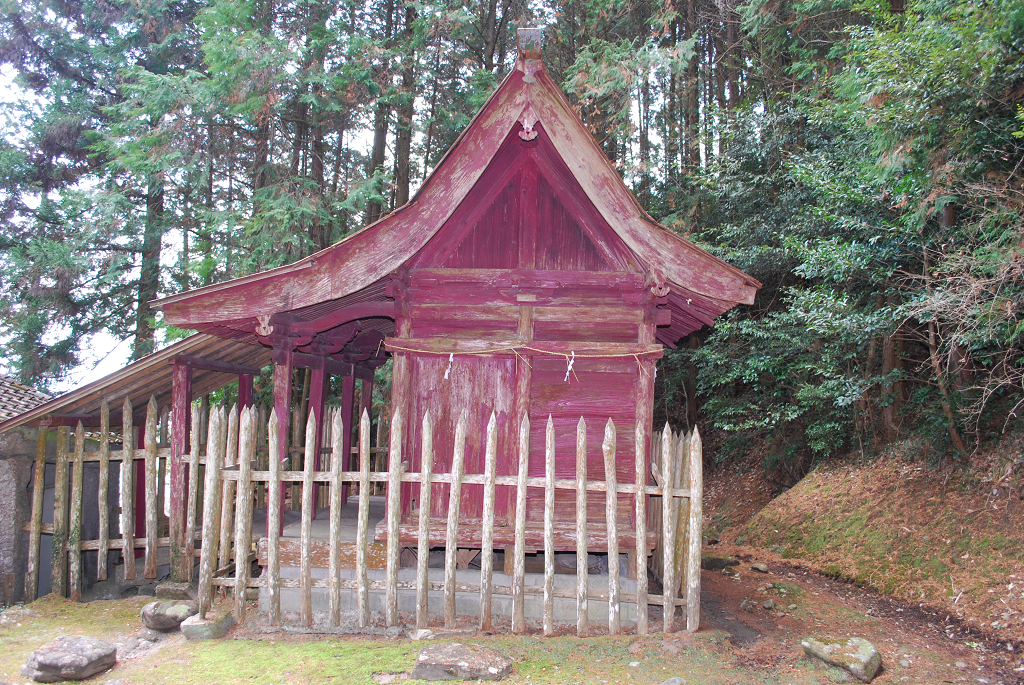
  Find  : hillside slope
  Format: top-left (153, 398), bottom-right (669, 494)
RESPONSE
top-left (706, 448), bottom-right (1024, 646)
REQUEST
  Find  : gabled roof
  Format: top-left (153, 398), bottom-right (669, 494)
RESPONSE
top-left (0, 375), bottom-right (50, 423)
top-left (0, 334), bottom-right (270, 432)
top-left (154, 44), bottom-right (759, 345)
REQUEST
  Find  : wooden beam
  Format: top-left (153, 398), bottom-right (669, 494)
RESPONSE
top-left (172, 355), bottom-right (262, 376)
top-left (385, 337), bottom-right (663, 358)
top-left (271, 349), bottom-right (377, 378)
top-left (275, 302), bottom-right (396, 336)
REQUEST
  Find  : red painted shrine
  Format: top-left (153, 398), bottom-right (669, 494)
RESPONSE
top-left (154, 30), bottom-right (759, 565)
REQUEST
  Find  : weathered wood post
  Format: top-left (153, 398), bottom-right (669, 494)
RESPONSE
top-left (170, 361), bottom-right (193, 581)
top-left (543, 415), bottom-right (555, 636)
top-left (686, 427), bottom-right (703, 633)
top-left (512, 416), bottom-right (529, 633)
top-left (384, 408), bottom-right (405, 626)
top-left (68, 422), bottom-right (85, 601)
top-left (25, 420), bottom-right (49, 601)
top-left (443, 412), bottom-right (467, 628)
top-left (329, 408), bottom-right (345, 627)
top-left (144, 397), bottom-right (159, 579)
top-left (661, 423), bottom-right (676, 633)
top-left (233, 406), bottom-right (256, 622)
top-left (633, 421), bottom-right (648, 635)
top-left (185, 402), bottom-right (201, 581)
top-left (299, 412), bottom-right (316, 626)
top-left (51, 425), bottom-right (70, 597)
top-left (266, 409), bottom-right (282, 624)
top-left (356, 408), bottom-right (372, 627)
top-left (197, 407), bottom-right (225, 617)
top-left (575, 417), bottom-right (588, 636)
top-left (415, 410), bottom-right (434, 629)
top-left (120, 398), bottom-right (136, 582)
top-left (603, 418), bottom-right (620, 635)
top-left (217, 405), bottom-right (239, 584)
top-left (479, 411), bottom-right (498, 631)
top-left (97, 403), bottom-right (110, 582)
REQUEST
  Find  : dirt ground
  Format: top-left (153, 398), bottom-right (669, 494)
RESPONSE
top-left (1, 556), bottom-right (1020, 685)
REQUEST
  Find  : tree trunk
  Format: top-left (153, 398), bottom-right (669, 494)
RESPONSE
top-left (922, 240), bottom-right (967, 454)
top-left (684, 0), bottom-right (700, 170)
top-left (134, 172), bottom-right (164, 360)
top-left (393, 5), bottom-right (416, 209)
top-left (365, 0), bottom-right (395, 226)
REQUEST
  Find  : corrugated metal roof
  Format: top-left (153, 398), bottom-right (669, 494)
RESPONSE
top-left (0, 334), bottom-right (272, 431)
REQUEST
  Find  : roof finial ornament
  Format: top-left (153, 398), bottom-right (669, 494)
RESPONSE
top-left (517, 27), bottom-right (544, 84)
top-left (519, 105), bottom-right (539, 141)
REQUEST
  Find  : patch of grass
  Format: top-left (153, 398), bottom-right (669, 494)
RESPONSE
top-left (143, 637), bottom-right (416, 684)
top-left (0, 600), bottom-right (845, 685)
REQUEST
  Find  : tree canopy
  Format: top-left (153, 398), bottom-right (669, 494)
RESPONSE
top-left (1, 0), bottom-right (1022, 476)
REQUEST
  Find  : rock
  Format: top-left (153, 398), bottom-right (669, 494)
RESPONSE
top-left (763, 599), bottom-right (776, 610)
top-left (155, 582), bottom-right (196, 600)
top-left (751, 563), bottom-right (768, 573)
top-left (628, 661), bottom-right (640, 668)
top-left (701, 556), bottom-right (739, 571)
top-left (899, 659), bottom-right (911, 668)
top-left (104, 680), bottom-right (124, 685)
top-left (955, 661), bottom-right (968, 669)
top-left (661, 679), bottom-right (688, 685)
top-left (180, 609), bottom-right (235, 640)
top-left (788, 604), bottom-right (797, 610)
top-left (410, 643), bottom-right (514, 681)
top-left (801, 637), bottom-right (882, 683)
top-left (21, 636), bottom-right (117, 683)
top-left (764, 583), bottom-right (774, 589)
top-left (141, 600), bottom-right (198, 631)
top-left (407, 628), bottom-right (434, 641)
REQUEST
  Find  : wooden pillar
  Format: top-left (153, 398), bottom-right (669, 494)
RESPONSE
top-left (308, 358), bottom-right (328, 515)
top-left (272, 349), bottom-right (293, 536)
top-left (357, 376), bottom-right (371, 499)
top-left (170, 362), bottom-right (192, 581)
top-left (339, 371), bottom-right (356, 506)
top-left (238, 373), bottom-right (254, 409)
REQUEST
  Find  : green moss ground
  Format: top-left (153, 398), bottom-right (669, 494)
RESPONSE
top-left (1, 596), bottom-right (845, 684)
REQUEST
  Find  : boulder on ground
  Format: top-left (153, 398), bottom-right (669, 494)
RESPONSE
top-left (180, 609), bottom-right (235, 640)
top-left (701, 556), bottom-right (738, 571)
top-left (141, 600), bottom-right (198, 631)
top-left (21, 635), bottom-right (117, 683)
top-left (801, 636), bottom-right (882, 683)
top-left (410, 643), bottom-right (514, 681)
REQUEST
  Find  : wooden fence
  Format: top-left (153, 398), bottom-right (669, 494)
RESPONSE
top-left (197, 404), bottom-right (702, 635)
top-left (22, 397), bottom-right (386, 602)
top-left (24, 398), bottom-right (702, 636)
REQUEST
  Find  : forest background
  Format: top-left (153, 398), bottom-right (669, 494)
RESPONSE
top-left (1, 0), bottom-right (1022, 486)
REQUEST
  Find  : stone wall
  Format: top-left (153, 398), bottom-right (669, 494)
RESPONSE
top-left (0, 427), bottom-right (36, 606)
